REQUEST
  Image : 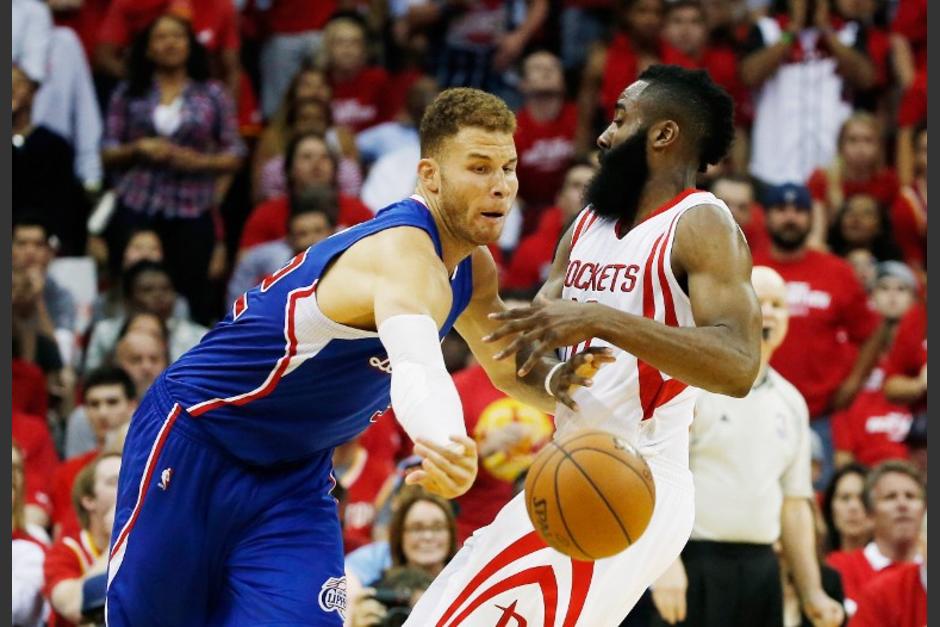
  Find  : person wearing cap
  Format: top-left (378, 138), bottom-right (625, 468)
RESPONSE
top-left (650, 266), bottom-right (844, 627)
top-left (832, 262), bottom-right (919, 469)
top-left (753, 182), bottom-right (886, 490)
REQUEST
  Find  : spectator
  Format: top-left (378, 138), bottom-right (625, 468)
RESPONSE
top-left (890, 124), bottom-right (926, 272)
top-left (830, 0), bottom-right (891, 111)
top-left (348, 566), bottom-right (434, 627)
top-left (894, 73), bottom-right (926, 187)
top-left (849, 514), bottom-right (926, 627)
top-left (11, 0), bottom-right (53, 84)
top-left (826, 460), bottom-right (925, 617)
top-left (844, 249), bottom-right (877, 293)
top-left (740, 0), bottom-right (876, 186)
top-left (84, 261), bottom-right (206, 373)
top-left (52, 367), bottom-right (136, 540)
top-left (12, 335), bottom-right (49, 419)
top-left (559, 0), bottom-right (613, 72)
top-left (334, 434), bottom-right (397, 554)
top-left (576, 0), bottom-right (664, 155)
top-left (710, 174), bottom-right (771, 259)
top-left (651, 266), bottom-right (843, 627)
top-left (504, 160), bottom-right (596, 292)
top-left (513, 51), bottom-right (578, 232)
top-left (101, 13), bottom-right (245, 324)
top-left (12, 271), bottom-right (67, 408)
top-left (882, 292), bottom-right (927, 417)
top-left (754, 182), bottom-right (886, 490)
top-left (32, 26), bottom-right (104, 193)
top-left (827, 194), bottom-right (902, 262)
top-left (43, 453), bottom-right (121, 627)
top-left (12, 65), bottom-right (89, 256)
top-left (356, 76), bottom-right (438, 167)
top-left (12, 443), bottom-right (48, 627)
top-left (807, 114), bottom-right (898, 247)
top-left (12, 406), bottom-right (59, 531)
top-left (240, 132), bottom-right (372, 252)
top-left (94, 0), bottom-right (240, 97)
top-left (256, 0), bottom-right (335, 119)
top-left (832, 262), bottom-right (918, 468)
top-left (821, 464), bottom-right (873, 556)
top-left (228, 197), bottom-right (337, 308)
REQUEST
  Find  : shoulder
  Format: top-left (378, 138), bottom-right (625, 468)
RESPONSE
top-left (767, 369), bottom-right (810, 421)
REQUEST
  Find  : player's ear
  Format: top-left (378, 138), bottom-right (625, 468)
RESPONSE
top-left (650, 120), bottom-right (680, 150)
top-left (417, 157), bottom-right (441, 194)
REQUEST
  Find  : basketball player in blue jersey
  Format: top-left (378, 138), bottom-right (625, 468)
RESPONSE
top-left (105, 87), bottom-right (612, 626)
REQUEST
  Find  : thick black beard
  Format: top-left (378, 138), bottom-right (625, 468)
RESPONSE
top-left (768, 226), bottom-right (810, 252)
top-left (584, 127), bottom-right (650, 223)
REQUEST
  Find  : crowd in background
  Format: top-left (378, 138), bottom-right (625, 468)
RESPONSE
top-left (10, 0), bottom-right (926, 625)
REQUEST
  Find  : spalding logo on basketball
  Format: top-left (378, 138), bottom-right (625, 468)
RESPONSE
top-left (524, 428), bottom-right (656, 561)
top-left (473, 398), bottom-right (553, 482)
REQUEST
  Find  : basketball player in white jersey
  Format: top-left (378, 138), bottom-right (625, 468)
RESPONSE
top-left (405, 65), bottom-right (764, 626)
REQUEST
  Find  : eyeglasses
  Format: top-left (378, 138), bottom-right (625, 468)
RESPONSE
top-left (403, 523), bottom-right (449, 536)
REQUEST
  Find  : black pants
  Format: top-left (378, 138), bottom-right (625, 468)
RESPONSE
top-left (650, 540), bottom-right (783, 627)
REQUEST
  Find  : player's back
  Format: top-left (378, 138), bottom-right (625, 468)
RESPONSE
top-left (159, 196), bottom-right (474, 467)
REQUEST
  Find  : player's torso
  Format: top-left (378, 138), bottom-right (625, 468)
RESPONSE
top-left (161, 197), bottom-right (474, 467)
top-left (556, 190), bottom-right (725, 455)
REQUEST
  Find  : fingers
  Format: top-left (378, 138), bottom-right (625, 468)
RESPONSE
top-left (483, 317), bottom-right (540, 344)
top-left (519, 341), bottom-right (555, 377)
top-left (487, 306), bottom-right (537, 322)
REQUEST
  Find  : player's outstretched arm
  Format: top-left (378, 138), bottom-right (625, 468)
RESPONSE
top-left (487, 204), bottom-right (761, 397)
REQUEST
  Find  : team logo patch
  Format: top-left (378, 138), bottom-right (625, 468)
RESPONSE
top-left (158, 468), bottom-right (173, 491)
top-left (318, 576), bottom-right (347, 618)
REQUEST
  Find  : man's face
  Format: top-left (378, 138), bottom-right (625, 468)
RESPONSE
top-left (123, 231), bottom-right (163, 268)
top-left (434, 127), bottom-right (518, 246)
top-left (132, 270), bottom-right (175, 320)
top-left (766, 202), bottom-right (812, 252)
top-left (556, 165), bottom-right (596, 220)
top-left (712, 180), bottom-right (754, 227)
top-left (840, 121), bottom-right (880, 169)
top-left (870, 472), bottom-right (926, 547)
top-left (86, 384), bottom-right (136, 444)
top-left (752, 267), bottom-right (789, 357)
top-left (12, 226), bottom-right (50, 271)
top-left (664, 6), bottom-right (708, 57)
top-left (115, 333), bottom-right (168, 394)
top-left (86, 456), bottom-right (121, 532)
top-left (521, 52), bottom-right (565, 97)
top-left (622, 0), bottom-right (664, 43)
top-left (872, 276), bottom-right (914, 321)
top-left (328, 22), bottom-right (366, 74)
top-left (288, 212), bottom-right (333, 253)
top-left (291, 137), bottom-right (335, 191)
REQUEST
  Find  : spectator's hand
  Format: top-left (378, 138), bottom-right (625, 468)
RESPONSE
top-left (918, 363), bottom-right (927, 391)
top-left (407, 435), bottom-right (478, 499)
top-left (168, 146), bottom-right (207, 171)
top-left (135, 137), bottom-right (173, 163)
top-left (651, 557), bottom-right (687, 624)
top-left (801, 589), bottom-right (844, 627)
top-left (548, 347), bottom-right (616, 411)
top-left (208, 241), bottom-right (227, 280)
top-left (831, 374), bottom-right (862, 410)
top-left (348, 588), bottom-right (386, 627)
top-left (813, 0), bottom-right (830, 31)
top-left (492, 30), bottom-right (527, 73)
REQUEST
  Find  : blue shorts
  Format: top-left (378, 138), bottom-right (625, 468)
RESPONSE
top-left (106, 382), bottom-right (347, 626)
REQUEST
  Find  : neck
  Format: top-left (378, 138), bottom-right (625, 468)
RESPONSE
top-left (413, 188), bottom-right (478, 274)
top-left (155, 66), bottom-right (188, 85)
top-left (88, 519), bottom-right (109, 554)
top-left (843, 161), bottom-right (875, 181)
top-left (874, 536), bottom-right (919, 563)
top-left (12, 109), bottom-right (31, 135)
top-left (632, 168), bottom-right (697, 225)
top-left (525, 95), bottom-right (564, 122)
top-left (841, 533), bottom-right (869, 553)
top-left (769, 244), bottom-right (808, 262)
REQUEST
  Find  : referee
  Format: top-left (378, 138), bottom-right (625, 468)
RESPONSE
top-left (650, 266), bottom-right (844, 627)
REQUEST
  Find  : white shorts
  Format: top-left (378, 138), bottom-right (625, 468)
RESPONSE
top-left (405, 452), bottom-right (695, 627)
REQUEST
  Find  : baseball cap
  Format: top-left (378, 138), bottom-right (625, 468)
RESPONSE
top-left (763, 183), bottom-right (812, 210)
top-left (875, 260), bottom-right (918, 290)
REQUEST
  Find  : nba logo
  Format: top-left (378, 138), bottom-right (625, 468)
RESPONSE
top-left (158, 468), bottom-right (173, 491)
top-left (318, 576), bottom-right (347, 618)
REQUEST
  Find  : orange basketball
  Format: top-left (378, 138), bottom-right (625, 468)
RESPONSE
top-left (524, 428), bottom-right (656, 561)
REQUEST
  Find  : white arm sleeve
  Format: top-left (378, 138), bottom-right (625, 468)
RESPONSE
top-left (378, 314), bottom-right (466, 448)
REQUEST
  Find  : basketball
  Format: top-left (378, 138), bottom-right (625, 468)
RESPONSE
top-left (524, 429), bottom-right (656, 561)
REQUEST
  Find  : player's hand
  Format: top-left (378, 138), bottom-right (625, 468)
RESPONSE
top-left (485, 295), bottom-right (602, 376)
top-left (801, 589), bottom-right (845, 627)
top-left (549, 347), bottom-right (616, 411)
top-left (650, 557), bottom-right (688, 625)
top-left (348, 588), bottom-right (386, 627)
top-left (407, 435), bottom-right (478, 499)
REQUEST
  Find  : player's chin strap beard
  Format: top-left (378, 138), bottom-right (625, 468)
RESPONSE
top-left (584, 127), bottom-right (650, 223)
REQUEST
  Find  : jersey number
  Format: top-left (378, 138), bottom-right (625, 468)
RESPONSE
top-left (232, 251), bottom-right (307, 321)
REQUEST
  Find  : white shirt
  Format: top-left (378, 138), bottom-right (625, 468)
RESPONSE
top-left (689, 367), bottom-right (813, 543)
top-left (11, 0), bottom-right (52, 82)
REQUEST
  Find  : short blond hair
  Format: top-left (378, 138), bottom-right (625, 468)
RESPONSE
top-left (419, 88), bottom-right (516, 158)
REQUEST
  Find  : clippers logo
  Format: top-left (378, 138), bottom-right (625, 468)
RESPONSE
top-left (494, 600), bottom-right (528, 627)
top-left (318, 576), bottom-right (347, 618)
top-left (369, 356), bottom-right (392, 374)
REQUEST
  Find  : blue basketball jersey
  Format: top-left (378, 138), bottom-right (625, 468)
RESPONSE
top-left (161, 196), bottom-right (474, 466)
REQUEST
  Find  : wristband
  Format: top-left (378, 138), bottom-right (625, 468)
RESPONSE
top-left (544, 362), bottom-right (566, 397)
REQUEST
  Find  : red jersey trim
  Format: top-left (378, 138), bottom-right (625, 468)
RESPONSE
top-left (616, 188), bottom-right (699, 238)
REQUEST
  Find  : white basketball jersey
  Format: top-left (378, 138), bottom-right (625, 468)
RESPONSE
top-left (555, 189), bottom-right (734, 462)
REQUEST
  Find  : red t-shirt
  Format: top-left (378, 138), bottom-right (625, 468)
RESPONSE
top-left (514, 103), bottom-right (577, 218)
top-left (53, 0), bottom-right (110, 61)
top-left (832, 363), bottom-right (912, 466)
top-left (452, 364), bottom-right (554, 544)
top-left (339, 446), bottom-right (395, 554)
top-left (238, 194), bottom-right (373, 250)
top-left (883, 303), bottom-right (927, 415)
top-left (890, 185), bottom-right (927, 269)
top-left (260, 0), bottom-right (336, 35)
top-left (12, 412), bottom-right (59, 515)
top-left (503, 207), bottom-right (565, 291)
top-left (849, 562), bottom-right (927, 627)
top-left (897, 70), bottom-right (927, 127)
top-left (12, 358), bottom-right (48, 418)
top-left (329, 67), bottom-right (391, 133)
top-left (753, 250), bottom-right (881, 417)
top-left (891, 0), bottom-right (927, 71)
top-left (44, 530), bottom-right (103, 627)
top-left (97, 0), bottom-right (239, 52)
top-left (826, 545), bottom-right (910, 610)
top-left (805, 167), bottom-right (899, 211)
top-left (51, 450), bottom-right (99, 541)
top-left (739, 202), bottom-right (771, 260)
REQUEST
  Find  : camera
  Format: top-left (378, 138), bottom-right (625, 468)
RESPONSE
top-left (371, 587), bottom-right (413, 627)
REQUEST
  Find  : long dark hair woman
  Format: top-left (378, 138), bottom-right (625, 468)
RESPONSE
top-left (101, 13), bottom-right (245, 325)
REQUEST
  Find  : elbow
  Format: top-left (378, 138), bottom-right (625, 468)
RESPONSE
top-left (717, 352), bottom-right (761, 398)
